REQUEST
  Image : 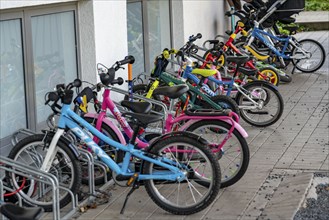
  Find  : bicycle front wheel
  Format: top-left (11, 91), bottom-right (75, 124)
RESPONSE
top-left (258, 66), bottom-right (280, 87)
top-left (235, 81), bottom-right (284, 127)
top-left (292, 39), bottom-right (326, 73)
top-left (143, 135), bottom-right (221, 215)
top-left (7, 134), bottom-right (82, 212)
top-left (186, 120), bottom-right (249, 188)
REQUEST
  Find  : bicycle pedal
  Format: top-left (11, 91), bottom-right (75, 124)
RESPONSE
top-left (127, 173), bottom-right (139, 187)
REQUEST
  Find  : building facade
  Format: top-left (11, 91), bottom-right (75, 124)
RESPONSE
top-left (0, 0), bottom-right (228, 154)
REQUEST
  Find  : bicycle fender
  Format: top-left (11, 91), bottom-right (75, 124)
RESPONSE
top-left (243, 80), bottom-right (279, 91)
top-left (179, 119), bottom-right (248, 139)
top-left (222, 119), bottom-right (248, 138)
top-left (41, 130), bottom-right (80, 159)
top-left (84, 113), bottom-right (127, 145)
top-left (147, 131), bottom-right (208, 152)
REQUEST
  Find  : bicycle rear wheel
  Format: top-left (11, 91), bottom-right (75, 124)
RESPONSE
top-left (235, 81), bottom-right (284, 127)
top-left (292, 39), bottom-right (326, 73)
top-left (186, 120), bottom-right (249, 188)
top-left (143, 135), bottom-right (221, 215)
top-left (7, 134), bottom-right (82, 212)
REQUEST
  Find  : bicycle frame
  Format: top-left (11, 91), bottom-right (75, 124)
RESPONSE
top-left (247, 26), bottom-right (291, 59)
top-left (41, 104), bottom-right (185, 182)
top-left (85, 83), bottom-right (247, 151)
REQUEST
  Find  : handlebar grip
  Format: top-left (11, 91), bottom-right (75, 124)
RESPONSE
top-left (189, 33), bottom-right (202, 42)
top-left (112, 77), bottom-right (124, 85)
top-left (117, 55), bottom-right (135, 65)
top-left (45, 92), bottom-right (59, 105)
top-left (73, 79), bottom-right (82, 88)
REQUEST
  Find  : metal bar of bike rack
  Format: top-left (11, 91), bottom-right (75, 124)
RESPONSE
top-left (94, 161), bottom-right (108, 183)
top-left (0, 156), bottom-right (60, 220)
top-left (59, 186), bottom-right (77, 220)
top-left (11, 128), bottom-right (37, 146)
top-left (109, 86), bottom-right (168, 117)
top-left (1, 184), bottom-right (23, 206)
top-left (77, 149), bottom-right (96, 196)
top-left (0, 179), bottom-right (4, 220)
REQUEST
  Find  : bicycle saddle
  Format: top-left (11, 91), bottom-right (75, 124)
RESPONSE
top-left (192, 69), bottom-right (217, 77)
top-left (208, 40), bottom-right (219, 45)
top-left (237, 66), bottom-right (258, 76)
top-left (121, 101), bottom-right (152, 114)
top-left (122, 112), bottom-right (163, 126)
top-left (153, 84), bottom-right (189, 99)
top-left (226, 56), bottom-right (250, 66)
top-left (0, 203), bottom-right (43, 220)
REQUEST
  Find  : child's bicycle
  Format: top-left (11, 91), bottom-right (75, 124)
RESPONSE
top-left (7, 56), bottom-right (222, 215)
top-left (75, 61), bottom-right (249, 189)
top-left (234, 0), bottom-right (326, 74)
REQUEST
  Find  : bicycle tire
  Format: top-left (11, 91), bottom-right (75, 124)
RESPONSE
top-left (143, 135), bottom-right (221, 215)
top-left (235, 81), bottom-right (284, 127)
top-left (7, 134), bottom-right (82, 212)
top-left (292, 39), bottom-right (326, 73)
top-left (186, 120), bottom-right (249, 188)
top-left (82, 117), bottom-right (124, 185)
top-left (204, 95), bottom-right (240, 116)
top-left (258, 66), bottom-right (280, 86)
top-left (279, 73), bottom-right (292, 83)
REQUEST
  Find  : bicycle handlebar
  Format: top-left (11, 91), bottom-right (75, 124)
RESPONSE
top-left (116, 55), bottom-right (135, 66)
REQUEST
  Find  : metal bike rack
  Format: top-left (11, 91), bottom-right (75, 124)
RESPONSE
top-left (94, 161), bottom-right (108, 183)
top-left (11, 128), bottom-right (37, 146)
top-left (0, 156), bottom-right (79, 220)
top-left (78, 148), bottom-right (96, 196)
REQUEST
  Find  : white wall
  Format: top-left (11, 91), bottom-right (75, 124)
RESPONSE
top-left (92, 0), bottom-right (129, 100)
top-left (0, 0), bottom-right (77, 9)
top-left (182, 0), bottom-right (228, 48)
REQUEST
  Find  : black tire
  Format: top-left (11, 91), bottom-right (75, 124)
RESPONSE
top-left (292, 39), bottom-right (326, 73)
top-left (235, 81), bottom-right (284, 127)
top-left (279, 73), bottom-right (292, 83)
top-left (7, 134), bottom-right (82, 212)
top-left (82, 117), bottom-right (124, 185)
top-left (143, 135), bottom-right (221, 215)
top-left (186, 120), bottom-right (249, 188)
top-left (204, 95), bottom-right (240, 116)
top-left (123, 84), bottom-right (163, 112)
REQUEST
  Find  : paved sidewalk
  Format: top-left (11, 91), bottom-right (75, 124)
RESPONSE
top-left (70, 31), bottom-right (329, 220)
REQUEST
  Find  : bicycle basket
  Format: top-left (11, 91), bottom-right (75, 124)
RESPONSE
top-left (151, 55), bottom-right (169, 78)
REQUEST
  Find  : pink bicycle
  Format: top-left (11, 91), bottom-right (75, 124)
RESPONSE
top-left (75, 60), bottom-right (250, 188)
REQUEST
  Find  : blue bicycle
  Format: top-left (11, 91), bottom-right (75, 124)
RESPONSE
top-left (7, 56), bottom-right (221, 215)
top-left (239, 0), bottom-right (326, 73)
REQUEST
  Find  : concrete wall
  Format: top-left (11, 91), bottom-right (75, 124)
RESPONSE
top-left (181, 0), bottom-right (228, 48)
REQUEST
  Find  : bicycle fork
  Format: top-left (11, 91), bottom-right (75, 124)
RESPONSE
top-left (234, 83), bottom-right (264, 110)
top-left (40, 129), bottom-right (64, 172)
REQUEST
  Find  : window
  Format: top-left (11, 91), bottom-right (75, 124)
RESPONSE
top-left (0, 4), bottom-right (78, 141)
top-left (127, 0), bottom-right (172, 76)
top-left (0, 18), bottom-right (26, 139)
top-left (31, 11), bottom-right (77, 124)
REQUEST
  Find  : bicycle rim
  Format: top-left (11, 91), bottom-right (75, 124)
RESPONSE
top-left (237, 83), bottom-right (283, 127)
top-left (9, 140), bottom-right (77, 208)
top-left (143, 137), bottom-right (220, 214)
top-left (293, 39), bottom-right (325, 73)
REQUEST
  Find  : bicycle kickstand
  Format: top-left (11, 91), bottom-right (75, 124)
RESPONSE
top-left (291, 60), bottom-right (300, 75)
top-left (120, 173), bottom-right (140, 214)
